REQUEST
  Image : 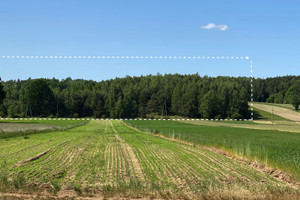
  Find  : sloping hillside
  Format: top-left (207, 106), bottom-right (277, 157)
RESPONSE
top-left (252, 103), bottom-right (300, 122)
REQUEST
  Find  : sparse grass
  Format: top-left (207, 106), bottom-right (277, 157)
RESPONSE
top-left (0, 119), bottom-right (88, 131)
top-left (253, 107), bottom-right (288, 121)
top-left (252, 102), bottom-right (300, 123)
top-left (255, 102), bottom-right (300, 112)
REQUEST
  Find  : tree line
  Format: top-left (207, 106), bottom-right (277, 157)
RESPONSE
top-left (0, 74), bottom-right (299, 119)
top-left (253, 76), bottom-right (300, 110)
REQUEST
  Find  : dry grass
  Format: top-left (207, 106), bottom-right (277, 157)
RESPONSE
top-left (0, 123), bottom-right (55, 133)
top-left (252, 102), bottom-right (300, 122)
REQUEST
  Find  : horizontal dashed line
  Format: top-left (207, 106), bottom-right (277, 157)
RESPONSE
top-left (0, 118), bottom-right (253, 121)
top-left (0, 56), bottom-right (253, 121)
top-left (0, 56), bottom-right (250, 60)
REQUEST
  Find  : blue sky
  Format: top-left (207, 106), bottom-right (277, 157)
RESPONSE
top-left (0, 0), bottom-right (299, 81)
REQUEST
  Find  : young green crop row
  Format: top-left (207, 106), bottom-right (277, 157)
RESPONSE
top-left (0, 120), bottom-right (298, 199)
top-left (124, 120), bottom-right (300, 182)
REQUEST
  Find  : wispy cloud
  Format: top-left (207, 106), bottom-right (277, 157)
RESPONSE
top-left (201, 23), bottom-right (228, 31)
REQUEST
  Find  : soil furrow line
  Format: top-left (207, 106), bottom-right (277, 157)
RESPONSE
top-left (109, 121), bottom-right (145, 182)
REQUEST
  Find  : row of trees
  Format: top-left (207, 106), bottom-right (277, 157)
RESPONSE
top-left (0, 74), bottom-right (251, 119)
top-left (0, 74), bottom-right (299, 119)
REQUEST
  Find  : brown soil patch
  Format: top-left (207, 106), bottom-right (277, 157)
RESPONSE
top-left (57, 189), bottom-right (78, 198)
top-left (253, 120), bottom-right (276, 124)
top-left (12, 149), bottom-right (50, 168)
top-left (109, 144), bottom-right (114, 183)
top-left (12, 139), bottom-right (73, 168)
top-left (123, 143), bottom-right (144, 181)
top-left (104, 143), bottom-right (111, 184)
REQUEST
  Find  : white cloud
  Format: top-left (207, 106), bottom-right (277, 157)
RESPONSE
top-left (201, 23), bottom-right (228, 31)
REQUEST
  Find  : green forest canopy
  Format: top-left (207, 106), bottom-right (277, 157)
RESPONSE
top-left (0, 74), bottom-right (299, 118)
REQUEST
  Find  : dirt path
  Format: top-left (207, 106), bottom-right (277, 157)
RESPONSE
top-left (252, 103), bottom-right (300, 122)
top-left (109, 121), bottom-right (144, 182)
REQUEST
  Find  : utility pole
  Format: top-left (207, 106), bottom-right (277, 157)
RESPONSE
top-left (272, 107), bottom-right (274, 125)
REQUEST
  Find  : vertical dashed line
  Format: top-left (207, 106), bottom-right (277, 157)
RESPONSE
top-left (251, 60), bottom-right (253, 120)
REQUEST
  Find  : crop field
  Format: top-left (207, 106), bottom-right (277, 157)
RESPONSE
top-left (167, 117), bottom-right (300, 133)
top-left (252, 102), bottom-right (300, 122)
top-left (125, 120), bottom-right (300, 182)
top-left (253, 107), bottom-right (289, 122)
top-left (0, 119), bottom-right (87, 128)
top-left (0, 120), bottom-right (86, 139)
top-left (0, 120), bottom-right (299, 199)
top-left (257, 103), bottom-right (300, 113)
top-left (0, 123), bottom-right (55, 133)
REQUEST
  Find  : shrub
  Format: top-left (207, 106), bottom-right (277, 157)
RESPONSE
top-left (12, 173), bottom-right (26, 189)
top-left (0, 161), bottom-right (9, 186)
top-left (232, 112), bottom-right (242, 119)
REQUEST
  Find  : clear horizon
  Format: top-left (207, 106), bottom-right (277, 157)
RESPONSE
top-left (2, 72), bottom-right (298, 83)
top-left (1, 1), bottom-right (300, 81)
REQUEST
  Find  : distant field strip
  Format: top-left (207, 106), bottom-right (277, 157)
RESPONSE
top-left (0, 121), bottom-right (297, 199)
top-left (252, 103), bottom-right (300, 122)
top-left (0, 123), bottom-right (55, 133)
top-left (0, 120), bottom-right (86, 139)
top-left (173, 119), bottom-right (300, 133)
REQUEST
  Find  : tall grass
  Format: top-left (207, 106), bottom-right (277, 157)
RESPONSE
top-left (0, 121), bottom-right (87, 139)
top-left (0, 160), bottom-right (27, 192)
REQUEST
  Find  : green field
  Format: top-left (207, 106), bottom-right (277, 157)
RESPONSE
top-left (0, 120), bottom-right (298, 199)
top-left (125, 120), bottom-right (300, 182)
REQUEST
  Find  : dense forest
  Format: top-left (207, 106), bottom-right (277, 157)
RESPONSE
top-left (254, 76), bottom-right (300, 108)
top-left (0, 74), bottom-right (299, 119)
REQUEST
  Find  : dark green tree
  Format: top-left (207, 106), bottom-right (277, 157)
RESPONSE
top-left (1, 74), bottom-right (278, 119)
top-left (0, 80), bottom-right (5, 105)
top-left (286, 80), bottom-right (300, 110)
top-left (22, 79), bottom-right (55, 116)
top-left (0, 79), bottom-right (6, 116)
